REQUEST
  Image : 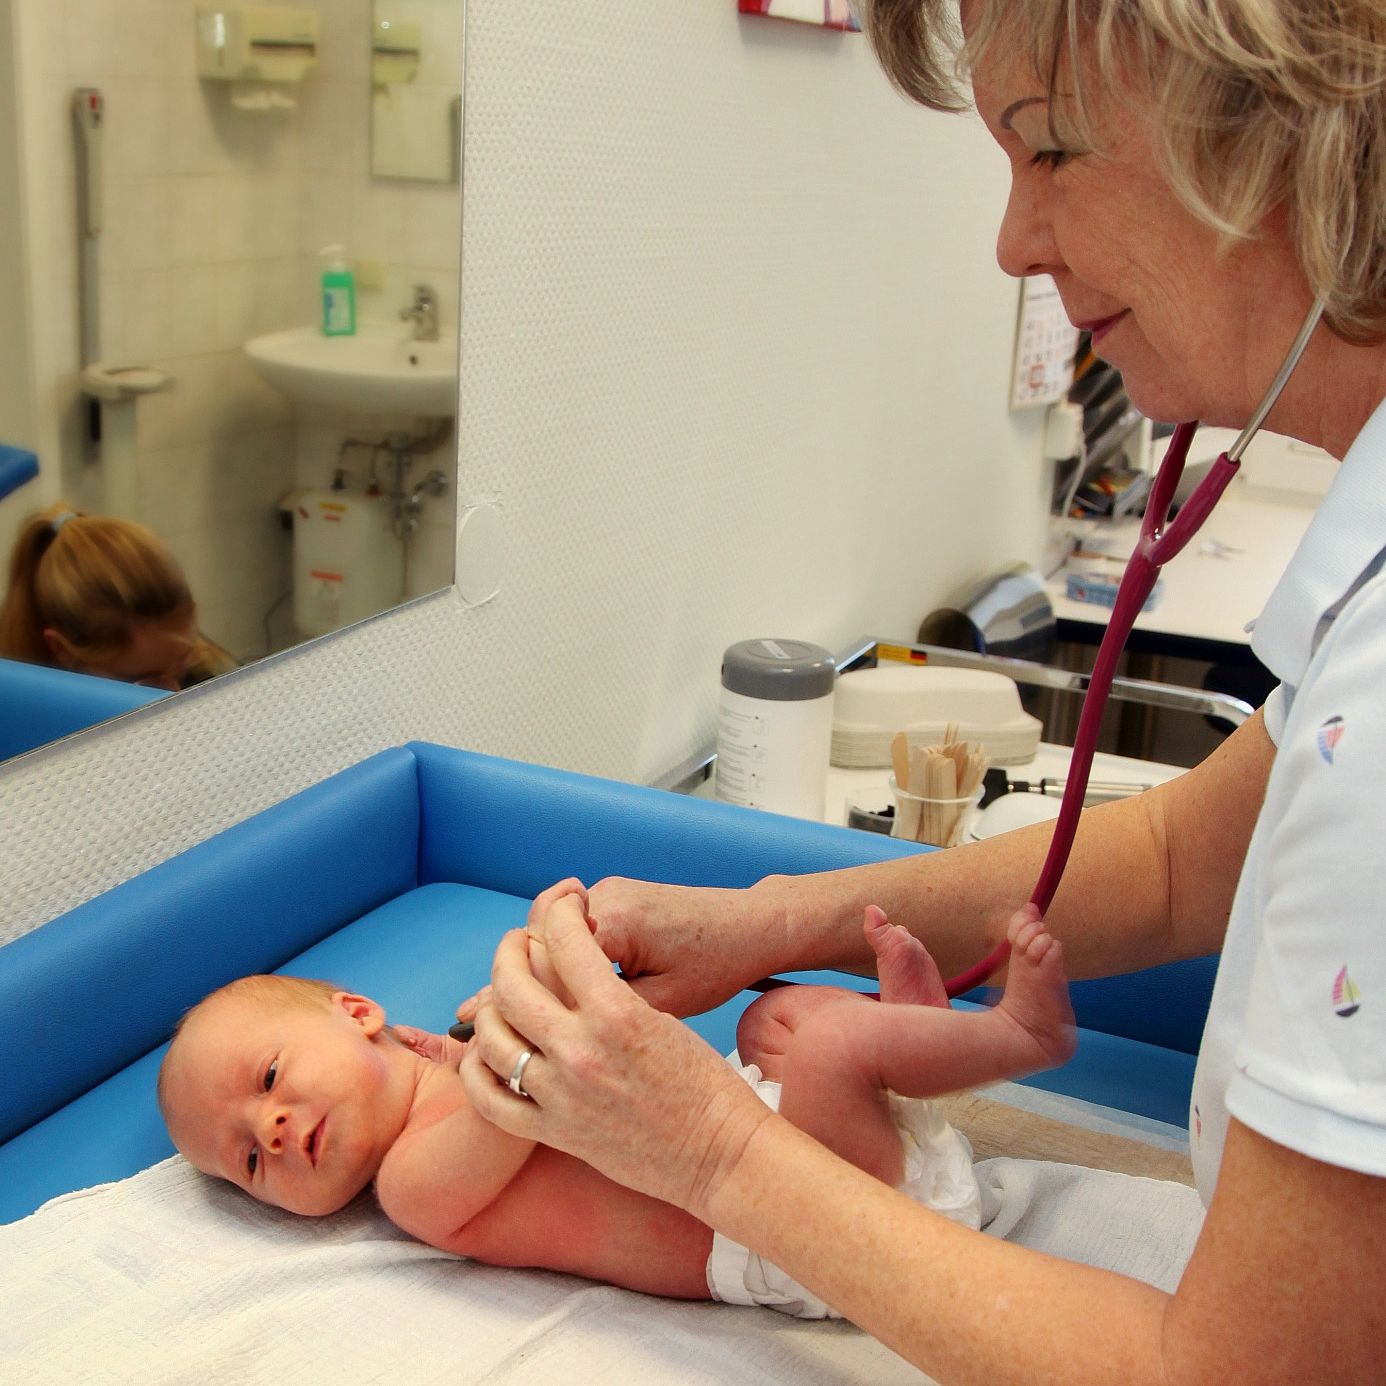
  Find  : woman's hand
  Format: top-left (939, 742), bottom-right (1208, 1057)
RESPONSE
top-left (453, 874), bottom-right (789, 1029)
top-left (458, 892), bottom-right (774, 1216)
top-left (582, 876), bottom-right (780, 1012)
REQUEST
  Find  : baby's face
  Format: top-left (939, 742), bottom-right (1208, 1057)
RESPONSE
top-left (163, 991), bottom-right (416, 1216)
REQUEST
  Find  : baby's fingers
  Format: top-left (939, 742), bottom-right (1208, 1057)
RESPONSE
top-left (526, 877), bottom-right (589, 930)
top-left (455, 983), bottom-right (493, 1024)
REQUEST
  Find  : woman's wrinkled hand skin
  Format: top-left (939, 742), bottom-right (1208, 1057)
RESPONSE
top-left (458, 890), bottom-right (773, 1217)
top-left (453, 875), bottom-right (780, 1029)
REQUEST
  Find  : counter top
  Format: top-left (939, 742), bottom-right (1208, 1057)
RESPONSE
top-left (1048, 477), bottom-right (1318, 651)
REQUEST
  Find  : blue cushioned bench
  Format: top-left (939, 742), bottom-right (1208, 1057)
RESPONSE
top-left (0, 741), bottom-right (1213, 1226)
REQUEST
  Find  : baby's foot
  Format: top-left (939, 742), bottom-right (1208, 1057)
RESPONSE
top-left (995, 906), bottom-right (1076, 1067)
top-left (864, 905), bottom-right (949, 1008)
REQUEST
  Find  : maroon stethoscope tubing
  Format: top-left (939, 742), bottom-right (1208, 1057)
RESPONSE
top-left (941, 420), bottom-right (1241, 997)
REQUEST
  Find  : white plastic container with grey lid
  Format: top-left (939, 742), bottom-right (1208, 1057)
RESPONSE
top-left (715, 638), bottom-right (837, 820)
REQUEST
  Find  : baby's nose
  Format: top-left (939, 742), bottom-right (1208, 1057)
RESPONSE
top-left (260, 1108), bottom-right (293, 1151)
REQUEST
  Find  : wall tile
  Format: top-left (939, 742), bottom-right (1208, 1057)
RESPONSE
top-left (122, 268), bottom-right (175, 364)
top-left (168, 264), bottom-right (221, 357)
top-left (116, 173), bottom-right (173, 271)
top-left (102, 76), bottom-right (169, 177)
top-left (167, 173), bottom-right (225, 263)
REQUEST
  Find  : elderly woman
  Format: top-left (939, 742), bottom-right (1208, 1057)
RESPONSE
top-left (461, 3), bottom-right (1386, 1379)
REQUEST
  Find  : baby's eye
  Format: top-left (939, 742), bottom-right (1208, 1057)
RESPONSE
top-left (247, 1147), bottom-right (259, 1178)
top-left (263, 1060), bottom-right (277, 1092)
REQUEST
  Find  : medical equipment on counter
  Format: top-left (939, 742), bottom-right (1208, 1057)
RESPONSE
top-left (980, 765), bottom-right (1153, 807)
top-left (889, 729), bottom-right (988, 847)
top-left (831, 663), bottom-right (1041, 767)
top-left (944, 296), bottom-right (1327, 998)
top-left (715, 639), bottom-right (836, 820)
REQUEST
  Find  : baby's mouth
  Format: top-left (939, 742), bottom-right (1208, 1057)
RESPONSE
top-left (306, 1118), bottom-right (325, 1168)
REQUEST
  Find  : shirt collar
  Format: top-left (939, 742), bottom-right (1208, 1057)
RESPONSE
top-left (1251, 394), bottom-right (1386, 684)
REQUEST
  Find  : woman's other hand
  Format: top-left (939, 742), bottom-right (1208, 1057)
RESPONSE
top-left (550, 873), bottom-right (787, 1015)
top-left (453, 874), bottom-right (788, 1029)
top-left (459, 893), bottom-right (773, 1215)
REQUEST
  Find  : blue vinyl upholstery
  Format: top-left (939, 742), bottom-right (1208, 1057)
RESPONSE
top-left (0, 443), bottom-right (38, 501)
top-left (0, 747), bottom-right (421, 1147)
top-left (0, 742), bottom-right (1208, 1227)
top-left (0, 657), bottom-right (168, 760)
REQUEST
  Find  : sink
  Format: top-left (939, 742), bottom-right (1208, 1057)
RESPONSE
top-left (244, 324), bottom-right (457, 417)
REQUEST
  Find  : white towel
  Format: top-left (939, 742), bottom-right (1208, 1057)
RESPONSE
top-left (0, 1144), bottom-right (1202, 1384)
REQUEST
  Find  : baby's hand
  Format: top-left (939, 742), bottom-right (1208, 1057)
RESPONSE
top-left (455, 880), bottom-right (592, 1025)
top-left (393, 1024), bottom-right (467, 1067)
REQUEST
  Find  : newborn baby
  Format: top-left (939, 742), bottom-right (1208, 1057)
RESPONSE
top-left (158, 892), bottom-right (1073, 1318)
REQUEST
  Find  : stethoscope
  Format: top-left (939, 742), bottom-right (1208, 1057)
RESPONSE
top-left (942, 295), bottom-right (1327, 997)
top-left (447, 297), bottom-right (1329, 1046)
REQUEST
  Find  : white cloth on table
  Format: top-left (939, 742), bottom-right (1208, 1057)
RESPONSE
top-left (1192, 393), bottom-right (1386, 1200)
top-left (0, 1140), bottom-right (1202, 1383)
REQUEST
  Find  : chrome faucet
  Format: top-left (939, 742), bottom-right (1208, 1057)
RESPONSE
top-left (400, 283), bottom-right (439, 342)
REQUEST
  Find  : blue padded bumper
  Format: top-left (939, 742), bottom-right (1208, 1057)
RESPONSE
top-left (0, 657), bottom-right (168, 760)
top-left (0, 742), bottom-right (1209, 1226)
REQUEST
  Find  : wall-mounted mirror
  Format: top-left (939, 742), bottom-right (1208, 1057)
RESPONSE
top-left (0, 1), bottom-right (465, 762)
top-left (373, 0), bottom-right (463, 182)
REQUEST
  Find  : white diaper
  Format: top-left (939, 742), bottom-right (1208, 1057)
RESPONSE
top-left (706, 1062), bottom-right (982, 1320)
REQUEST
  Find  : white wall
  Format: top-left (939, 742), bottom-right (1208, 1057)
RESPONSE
top-left (0, 1), bottom-right (1047, 945)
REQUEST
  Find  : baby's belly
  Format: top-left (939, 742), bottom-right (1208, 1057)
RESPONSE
top-left (451, 1146), bottom-right (715, 1300)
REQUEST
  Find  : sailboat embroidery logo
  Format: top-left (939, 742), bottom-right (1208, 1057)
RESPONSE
top-left (1317, 715), bottom-right (1346, 764)
top-left (1332, 966), bottom-right (1361, 1018)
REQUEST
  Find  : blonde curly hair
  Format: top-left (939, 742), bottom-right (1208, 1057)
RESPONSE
top-left (857, 1), bottom-right (1386, 342)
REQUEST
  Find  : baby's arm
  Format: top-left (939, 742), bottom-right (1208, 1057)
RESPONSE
top-left (375, 1070), bottom-right (538, 1252)
top-left (379, 888), bottom-right (590, 1251)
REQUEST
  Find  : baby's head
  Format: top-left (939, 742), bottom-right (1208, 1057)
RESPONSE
top-left (158, 975), bottom-right (416, 1216)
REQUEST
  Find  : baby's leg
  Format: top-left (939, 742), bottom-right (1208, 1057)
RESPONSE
top-left (736, 983), bottom-right (871, 1083)
top-left (864, 904), bottom-right (949, 1007)
top-left (738, 906), bottom-right (950, 1081)
top-left (769, 907), bottom-right (953, 1183)
top-left (776, 905), bottom-right (1076, 1185)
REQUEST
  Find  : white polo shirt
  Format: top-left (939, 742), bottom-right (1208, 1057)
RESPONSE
top-left (1190, 394), bottom-right (1386, 1203)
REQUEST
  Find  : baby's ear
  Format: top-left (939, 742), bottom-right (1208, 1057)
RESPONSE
top-left (333, 991), bottom-right (386, 1037)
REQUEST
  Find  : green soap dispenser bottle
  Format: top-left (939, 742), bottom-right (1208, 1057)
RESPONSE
top-left (320, 245), bottom-right (356, 336)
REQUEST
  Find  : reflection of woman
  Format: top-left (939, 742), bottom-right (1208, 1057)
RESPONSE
top-left (460, 3), bottom-right (1386, 1379)
top-left (0, 504), bottom-right (234, 691)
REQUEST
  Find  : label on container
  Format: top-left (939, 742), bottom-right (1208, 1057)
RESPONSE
top-left (323, 287), bottom-right (352, 334)
top-left (715, 686), bottom-right (833, 819)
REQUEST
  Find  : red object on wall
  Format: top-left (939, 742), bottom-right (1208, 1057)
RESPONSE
top-left (738, 1), bottom-right (861, 33)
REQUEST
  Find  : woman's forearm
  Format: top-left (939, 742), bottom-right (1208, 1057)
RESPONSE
top-left (753, 794), bottom-right (1167, 981)
top-left (753, 710), bottom-right (1273, 982)
top-left (706, 1115), bottom-right (1173, 1386)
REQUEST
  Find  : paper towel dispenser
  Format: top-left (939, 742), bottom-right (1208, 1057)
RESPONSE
top-left (195, 6), bottom-right (319, 83)
top-left (372, 18), bottom-right (422, 86)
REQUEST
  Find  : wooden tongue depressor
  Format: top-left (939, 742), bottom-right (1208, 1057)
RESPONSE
top-left (889, 725), bottom-right (989, 846)
top-left (893, 742), bottom-right (926, 840)
top-left (891, 730), bottom-right (910, 790)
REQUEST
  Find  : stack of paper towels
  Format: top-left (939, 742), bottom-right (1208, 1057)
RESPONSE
top-left (831, 663), bottom-right (1042, 768)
